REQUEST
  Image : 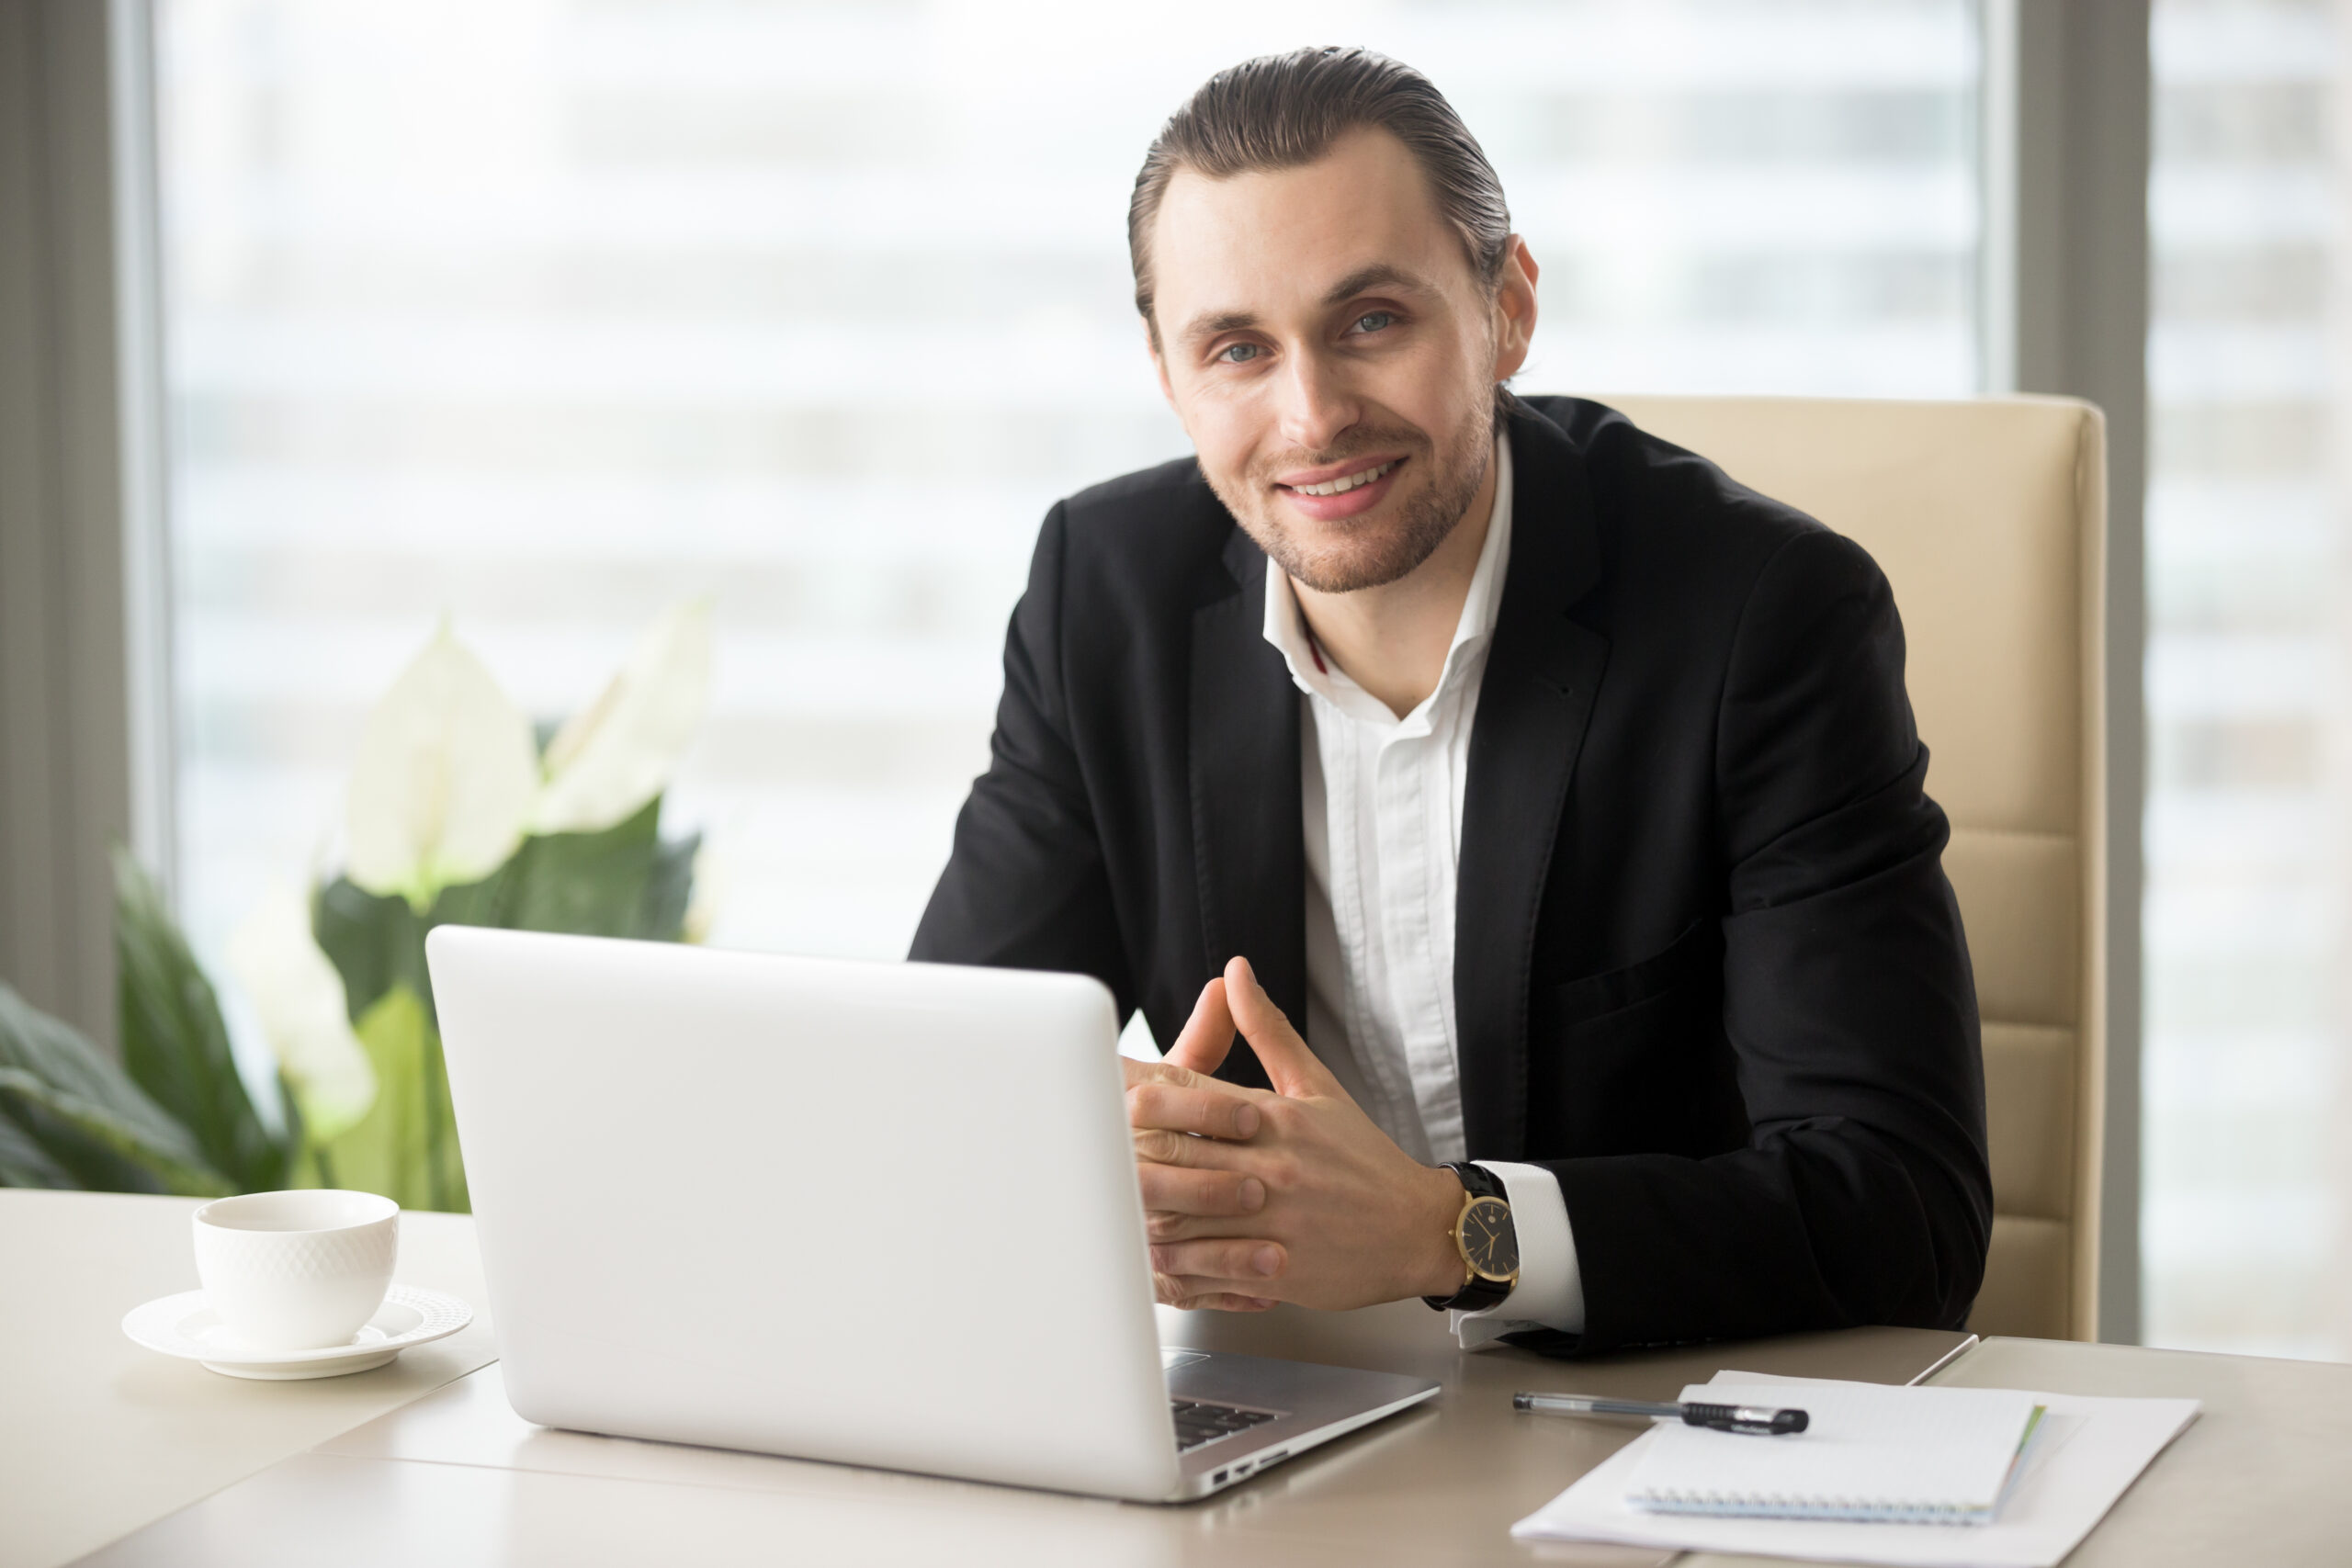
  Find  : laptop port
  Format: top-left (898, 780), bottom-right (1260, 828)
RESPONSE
top-left (1234, 1461), bottom-right (1253, 1475)
top-left (1214, 1469), bottom-right (1227, 1483)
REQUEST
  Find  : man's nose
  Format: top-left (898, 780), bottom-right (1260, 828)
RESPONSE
top-left (1273, 350), bottom-right (1360, 454)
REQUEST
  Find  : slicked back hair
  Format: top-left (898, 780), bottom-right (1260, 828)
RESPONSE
top-left (1127, 47), bottom-right (1512, 342)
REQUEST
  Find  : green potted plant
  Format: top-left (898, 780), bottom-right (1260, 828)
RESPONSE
top-left (0, 601), bottom-right (714, 1212)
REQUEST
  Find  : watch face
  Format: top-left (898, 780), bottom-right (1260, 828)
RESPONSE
top-left (1461, 1195), bottom-right (1519, 1281)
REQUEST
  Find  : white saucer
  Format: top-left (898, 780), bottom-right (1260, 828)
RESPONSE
top-left (122, 1283), bottom-right (473, 1380)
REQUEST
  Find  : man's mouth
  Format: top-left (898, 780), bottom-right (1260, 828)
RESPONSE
top-left (1284, 459), bottom-right (1399, 498)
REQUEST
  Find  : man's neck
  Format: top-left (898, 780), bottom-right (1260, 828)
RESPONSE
top-left (1292, 448), bottom-right (1499, 719)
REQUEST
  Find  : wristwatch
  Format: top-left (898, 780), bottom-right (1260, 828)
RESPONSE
top-left (1422, 1161), bottom-right (1520, 1313)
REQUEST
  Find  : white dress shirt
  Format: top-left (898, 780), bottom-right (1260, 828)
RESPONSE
top-left (1259, 435), bottom-right (1586, 1345)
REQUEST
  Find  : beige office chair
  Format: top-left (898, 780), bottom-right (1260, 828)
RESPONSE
top-left (1601, 394), bottom-right (2108, 1342)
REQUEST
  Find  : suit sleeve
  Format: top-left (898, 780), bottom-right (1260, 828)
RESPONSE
top-left (1529, 527), bottom-right (1992, 1353)
top-left (909, 504), bottom-right (1136, 1014)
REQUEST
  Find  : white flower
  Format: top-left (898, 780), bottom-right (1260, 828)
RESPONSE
top-left (533, 598), bottom-right (714, 835)
top-left (227, 881), bottom-right (377, 1145)
top-left (346, 619), bottom-right (538, 908)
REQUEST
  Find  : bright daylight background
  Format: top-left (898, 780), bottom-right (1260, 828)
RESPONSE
top-left (2141, 0), bottom-right (2350, 1359)
top-left (152, 0), bottom-right (2348, 1359)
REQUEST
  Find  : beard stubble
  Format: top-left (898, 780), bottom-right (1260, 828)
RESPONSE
top-left (1209, 392), bottom-right (1497, 595)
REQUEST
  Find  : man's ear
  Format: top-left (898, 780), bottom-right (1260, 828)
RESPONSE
top-left (1490, 236), bottom-right (1540, 383)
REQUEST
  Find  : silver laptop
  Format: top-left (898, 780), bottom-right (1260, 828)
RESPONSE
top-left (426, 927), bottom-right (1438, 1503)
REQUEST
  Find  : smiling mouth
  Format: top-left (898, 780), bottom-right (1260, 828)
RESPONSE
top-left (1283, 458), bottom-right (1400, 497)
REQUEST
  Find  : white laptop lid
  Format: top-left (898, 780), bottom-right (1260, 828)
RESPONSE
top-left (427, 927), bottom-right (1181, 1499)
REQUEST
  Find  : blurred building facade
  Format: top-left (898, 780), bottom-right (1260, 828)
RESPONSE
top-left (2140, 0), bottom-right (2349, 1359)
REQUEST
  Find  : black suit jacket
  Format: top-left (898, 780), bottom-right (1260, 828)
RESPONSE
top-left (912, 394), bottom-right (1991, 1353)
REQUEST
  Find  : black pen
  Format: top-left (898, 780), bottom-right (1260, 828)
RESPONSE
top-left (1512, 1392), bottom-right (1809, 1435)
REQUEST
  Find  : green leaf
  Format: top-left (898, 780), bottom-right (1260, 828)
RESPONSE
top-left (424, 859), bottom-right (520, 942)
top-left (313, 876), bottom-right (428, 1025)
top-left (113, 849), bottom-right (288, 1191)
top-left (502, 795), bottom-right (662, 938)
top-left (319, 984), bottom-right (434, 1209)
top-left (275, 1070), bottom-right (309, 1172)
top-left (0, 1102), bottom-right (74, 1187)
top-left (314, 983), bottom-right (465, 1212)
top-left (636, 829), bottom-right (701, 942)
top-left (306, 794), bottom-right (694, 1216)
top-left (0, 983), bottom-right (232, 1195)
top-left (424, 1025), bottom-right (468, 1213)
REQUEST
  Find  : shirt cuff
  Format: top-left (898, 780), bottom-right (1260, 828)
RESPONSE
top-left (1450, 1161), bottom-right (1585, 1350)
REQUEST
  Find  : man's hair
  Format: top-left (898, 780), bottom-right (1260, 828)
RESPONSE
top-left (1127, 47), bottom-right (1512, 339)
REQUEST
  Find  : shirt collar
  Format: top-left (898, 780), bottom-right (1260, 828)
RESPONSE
top-left (1261, 433), bottom-right (1514, 715)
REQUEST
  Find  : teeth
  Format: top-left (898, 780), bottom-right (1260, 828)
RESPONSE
top-left (1295, 460), bottom-right (1396, 497)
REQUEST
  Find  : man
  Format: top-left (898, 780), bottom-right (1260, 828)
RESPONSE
top-left (913, 47), bottom-right (1989, 1355)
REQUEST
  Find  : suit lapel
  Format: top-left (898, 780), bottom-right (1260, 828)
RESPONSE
top-left (1188, 528), bottom-right (1305, 1092)
top-left (1455, 404), bottom-right (1610, 1159)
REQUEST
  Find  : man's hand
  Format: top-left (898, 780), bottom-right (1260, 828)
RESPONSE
top-left (1122, 956), bottom-right (1467, 1313)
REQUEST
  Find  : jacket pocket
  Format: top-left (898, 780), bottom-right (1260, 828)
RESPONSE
top-left (1534, 921), bottom-right (1747, 1158)
top-left (1553, 919), bottom-right (1716, 1030)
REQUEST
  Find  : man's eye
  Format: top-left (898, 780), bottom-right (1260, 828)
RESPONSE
top-left (1351, 310), bottom-right (1396, 334)
top-left (1217, 343), bottom-right (1262, 364)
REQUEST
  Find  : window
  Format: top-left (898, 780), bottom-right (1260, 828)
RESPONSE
top-left (2141, 0), bottom-right (2348, 1359)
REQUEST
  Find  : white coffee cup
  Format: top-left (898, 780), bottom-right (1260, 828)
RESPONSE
top-left (191, 1189), bottom-right (399, 1350)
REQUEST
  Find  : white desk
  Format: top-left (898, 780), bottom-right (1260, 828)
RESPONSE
top-left (17, 1191), bottom-right (2352, 1566)
top-left (1, 1191), bottom-right (497, 1568)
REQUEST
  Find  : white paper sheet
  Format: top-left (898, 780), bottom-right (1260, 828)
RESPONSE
top-left (1510, 1371), bottom-right (2199, 1568)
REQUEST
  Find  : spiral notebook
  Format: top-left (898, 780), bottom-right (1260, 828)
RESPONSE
top-left (1623, 1381), bottom-right (2047, 1525)
top-left (1512, 1371), bottom-right (2203, 1568)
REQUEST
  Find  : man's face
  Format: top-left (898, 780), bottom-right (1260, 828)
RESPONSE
top-left (1147, 128), bottom-right (1533, 593)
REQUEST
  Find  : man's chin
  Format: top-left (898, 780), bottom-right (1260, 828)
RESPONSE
top-left (1250, 493), bottom-right (1459, 595)
top-left (1260, 525), bottom-right (1443, 595)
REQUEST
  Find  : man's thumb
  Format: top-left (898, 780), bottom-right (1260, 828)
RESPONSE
top-left (1225, 955), bottom-right (1340, 1100)
top-left (1163, 976), bottom-right (1235, 1075)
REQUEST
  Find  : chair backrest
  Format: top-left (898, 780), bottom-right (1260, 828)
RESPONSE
top-left (1599, 393), bottom-right (2109, 1341)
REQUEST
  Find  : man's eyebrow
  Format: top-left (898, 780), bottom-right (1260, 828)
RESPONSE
top-left (1176, 309), bottom-right (1258, 348)
top-left (1172, 266), bottom-right (1433, 348)
top-left (1320, 264), bottom-right (1433, 305)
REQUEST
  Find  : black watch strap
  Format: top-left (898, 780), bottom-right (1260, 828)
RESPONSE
top-left (1422, 1161), bottom-right (1515, 1314)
